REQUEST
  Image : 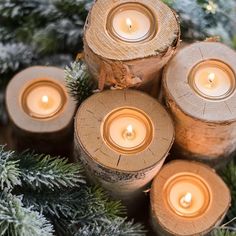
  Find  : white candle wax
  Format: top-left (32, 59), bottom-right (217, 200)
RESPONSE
top-left (25, 83), bottom-right (63, 118)
top-left (190, 60), bottom-right (235, 100)
top-left (109, 116), bottom-right (147, 149)
top-left (108, 3), bottom-right (155, 43)
top-left (112, 10), bottom-right (151, 41)
top-left (102, 107), bottom-right (153, 154)
top-left (165, 174), bottom-right (210, 217)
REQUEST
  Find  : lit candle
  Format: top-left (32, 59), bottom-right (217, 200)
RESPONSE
top-left (163, 42), bottom-right (236, 167)
top-left (6, 66), bottom-right (76, 155)
top-left (165, 173), bottom-right (210, 217)
top-left (23, 81), bottom-right (64, 119)
top-left (102, 107), bottom-right (153, 154)
top-left (107, 3), bottom-right (156, 42)
top-left (189, 60), bottom-right (236, 100)
top-left (84, 0), bottom-right (180, 92)
top-left (151, 160), bottom-right (231, 236)
top-left (75, 90), bottom-right (174, 205)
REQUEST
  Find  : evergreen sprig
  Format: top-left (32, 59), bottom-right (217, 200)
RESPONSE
top-left (0, 42), bottom-right (34, 74)
top-left (0, 146), bottom-right (145, 236)
top-left (0, 147), bottom-right (85, 191)
top-left (212, 229), bottom-right (236, 236)
top-left (212, 218), bottom-right (236, 236)
top-left (0, 147), bottom-right (21, 190)
top-left (18, 151), bottom-right (85, 190)
top-left (0, 192), bottom-right (54, 236)
top-left (65, 61), bottom-right (95, 104)
top-left (76, 218), bottom-right (146, 236)
top-left (0, 0), bottom-right (92, 81)
top-left (220, 162), bottom-right (236, 225)
top-left (163, 0), bottom-right (236, 48)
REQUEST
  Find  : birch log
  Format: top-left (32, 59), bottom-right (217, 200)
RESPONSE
top-left (162, 42), bottom-right (236, 168)
top-left (74, 90), bottom-right (174, 206)
top-left (83, 0), bottom-right (180, 95)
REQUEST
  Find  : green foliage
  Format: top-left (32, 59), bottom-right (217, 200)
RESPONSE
top-left (164, 0), bottom-right (236, 48)
top-left (0, 0), bottom-right (92, 53)
top-left (212, 229), bottom-right (236, 236)
top-left (0, 147), bottom-right (21, 190)
top-left (17, 151), bottom-right (85, 190)
top-left (76, 218), bottom-right (146, 236)
top-left (0, 43), bottom-right (34, 74)
top-left (220, 162), bottom-right (236, 224)
top-left (0, 192), bottom-right (53, 236)
top-left (65, 61), bottom-right (95, 104)
top-left (22, 187), bottom-right (140, 236)
top-left (212, 217), bottom-right (236, 236)
top-left (0, 0), bottom-right (92, 79)
top-left (0, 147), bottom-right (85, 191)
top-left (0, 146), bottom-right (145, 236)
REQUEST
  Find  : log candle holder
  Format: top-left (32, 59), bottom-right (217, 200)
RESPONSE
top-left (74, 90), bottom-right (174, 206)
top-left (6, 66), bottom-right (76, 156)
top-left (83, 0), bottom-right (180, 95)
top-left (163, 42), bottom-right (236, 168)
top-left (150, 160), bottom-right (231, 236)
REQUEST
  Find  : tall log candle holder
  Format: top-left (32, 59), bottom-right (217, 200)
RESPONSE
top-left (83, 0), bottom-right (180, 96)
top-left (150, 160), bottom-right (231, 236)
top-left (74, 90), bottom-right (174, 206)
top-left (6, 66), bottom-right (76, 156)
top-left (163, 42), bottom-right (236, 168)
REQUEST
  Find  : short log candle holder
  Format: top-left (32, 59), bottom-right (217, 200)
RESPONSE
top-left (74, 90), bottom-right (174, 205)
top-left (84, 0), bottom-right (180, 95)
top-left (6, 66), bottom-right (76, 156)
top-left (150, 160), bottom-right (231, 236)
top-left (163, 42), bottom-right (236, 168)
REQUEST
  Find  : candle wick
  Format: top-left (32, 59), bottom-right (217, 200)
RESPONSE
top-left (126, 18), bottom-right (132, 30)
top-left (208, 73), bottom-right (215, 83)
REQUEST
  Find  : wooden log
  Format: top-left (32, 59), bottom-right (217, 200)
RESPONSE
top-left (162, 42), bottom-right (236, 168)
top-left (74, 90), bottom-right (174, 207)
top-left (83, 0), bottom-right (180, 95)
top-left (6, 66), bottom-right (77, 156)
top-left (150, 160), bottom-right (231, 236)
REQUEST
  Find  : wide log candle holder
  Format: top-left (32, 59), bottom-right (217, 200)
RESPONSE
top-left (6, 66), bottom-right (76, 156)
top-left (83, 0), bottom-right (180, 95)
top-left (163, 42), bottom-right (236, 168)
top-left (150, 160), bottom-right (231, 236)
top-left (74, 90), bottom-right (174, 206)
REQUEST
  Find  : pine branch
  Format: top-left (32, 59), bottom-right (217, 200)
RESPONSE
top-left (17, 151), bottom-right (86, 190)
top-left (32, 19), bottom-right (84, 54)
top-left (22, 187), bottom-right (125, 225)
top-left (212, 229), bottom-right (236, 236)
top-left (72, 187), bottom-right (126, 223)
top-left (0, 146), bottom-right (85, 191)
top-left (0, 191), bottom-right (54, 236)
top-left (65, 61), bottom-right (95, 104)
top-left (0, 42), bottom-right (34, 74)
top-left (76, 218), bottom-right (146, 236)
top-left (220, 162), bottom-right (236, 224)
top-left (212, 219), bottom-right (236, 236)
top-left (0, 147), bottom-right (21, 191)
top-left (22, 189), bottom-right (86, 219)
top-left (0, 146), bottom-right (146, 236)
top-left (164, 0), bottom-right (236, 47)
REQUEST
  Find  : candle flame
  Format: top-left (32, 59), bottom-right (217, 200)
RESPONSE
top-left (126, 18), bottom-right (132, 30)
top-left (41, 95), bottom-right (49, 104)
top-left (180, 192), bottom-right (192, 208)
top-left (183, 192), bottom-right (192, 204)
top-left (208, 73), bottom-right (215, 83)
top-left (127, 125), bottom-right (133, 135)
